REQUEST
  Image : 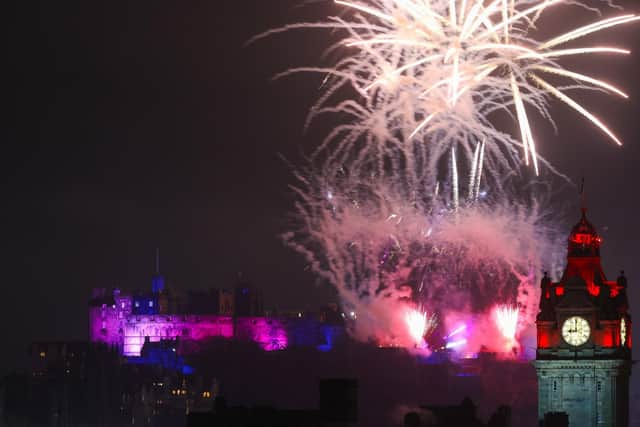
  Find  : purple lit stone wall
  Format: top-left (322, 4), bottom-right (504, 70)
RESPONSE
top-left (89, 291), bottom-right (290, 356)
top-left (89, 290), bottom-right (132, 351)
top-left (235, 317), bottom-right (288, 351)
top-left (122, 315), bottom-right (234, 356)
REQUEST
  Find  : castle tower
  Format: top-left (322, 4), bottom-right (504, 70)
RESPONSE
top-left (535, 209), bottom-right (631, 426)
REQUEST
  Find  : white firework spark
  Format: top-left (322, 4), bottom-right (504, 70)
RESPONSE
top-left (257, 0), bottom-right (637, 184)
top-left (405, 309), bottom-right (438, 346)
top-left (494, 304), bottom-right (520, 341)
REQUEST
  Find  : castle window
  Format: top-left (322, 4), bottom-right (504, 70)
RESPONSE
top-left (553, 381), bottom-right (557, 392)
top-left (597, 381), bottom-right (602, 392)
top-left (149, 301), bottom-right (154, 308)
top-left (121, 302), bottom-right (126, 309)
top-left (135, 301), bottom-right (140, 308)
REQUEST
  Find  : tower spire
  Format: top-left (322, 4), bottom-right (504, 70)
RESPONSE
top-left (152, 248), bottom-right (164, 293)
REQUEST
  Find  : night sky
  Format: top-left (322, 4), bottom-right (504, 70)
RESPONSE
top-left (4, 0), bottom-right (640, 383)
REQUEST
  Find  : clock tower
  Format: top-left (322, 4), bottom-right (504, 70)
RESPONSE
top-left (535, 209), bottom-right (631, 427)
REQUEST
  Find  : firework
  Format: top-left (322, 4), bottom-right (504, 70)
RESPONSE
top-left (259, 0), bottom-right (636, 356)
top-left (405, 309), bottom-right (438, 346)
top-left (406, 310), bottom-right (427, 346)
top-left (494, 304), bottom-right (519, 341)
top-left (283, 173), bottom-right (560, 348)
top-left (257, 0), bottom-right (637, 183)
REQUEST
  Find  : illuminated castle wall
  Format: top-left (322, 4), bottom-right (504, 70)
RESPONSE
top-left (89, 275), bottom-right (341, 357)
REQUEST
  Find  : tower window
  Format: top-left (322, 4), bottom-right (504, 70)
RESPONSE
top-left (135, 301), bottom-right (140, 308)
top-left (553, 381), bottom-right (557, 392)
top-left (597, 381), bottom-right (602, 392)
top-left (149, 301), bottom-right (154, 308)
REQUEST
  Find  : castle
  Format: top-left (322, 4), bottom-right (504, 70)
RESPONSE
top-left (89, 263), bottom-right (344, 357)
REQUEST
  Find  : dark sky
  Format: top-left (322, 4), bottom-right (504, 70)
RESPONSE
top-left (3, 0), bottom-right (640, 378)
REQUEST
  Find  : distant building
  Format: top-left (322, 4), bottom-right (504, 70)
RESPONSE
top-left (89, 262), bottom-right (345, 357)
top-left (7, 341), bottom-right (126, 426)
top-left (2, 339), bottom-right (223, 427)
top-left (187, 378), bottom-right (358, 427)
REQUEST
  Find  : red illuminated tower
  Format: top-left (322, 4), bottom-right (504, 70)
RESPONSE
top-left (535, 209), bottom-right (631, 426)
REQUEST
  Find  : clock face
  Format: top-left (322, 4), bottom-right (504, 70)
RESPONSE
top-left (562, 316), bottom-right (590, 346)
top-left (621, 318), bottom-right (627, 346)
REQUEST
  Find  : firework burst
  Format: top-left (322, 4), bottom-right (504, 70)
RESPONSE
top-left (257, 0), bottom-right (637, 185)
